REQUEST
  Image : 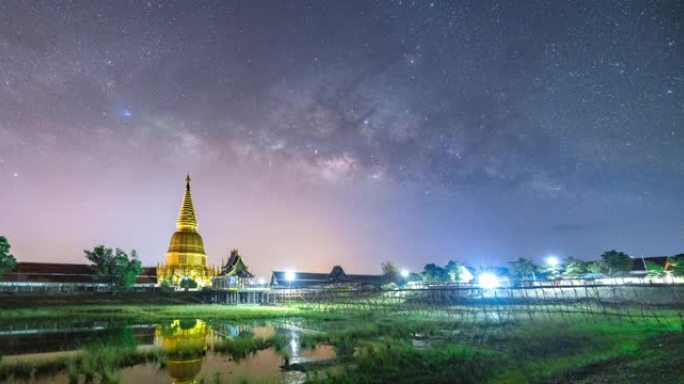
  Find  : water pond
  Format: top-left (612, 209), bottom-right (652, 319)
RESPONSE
top-left (0, 318), bottom-right (336, 383)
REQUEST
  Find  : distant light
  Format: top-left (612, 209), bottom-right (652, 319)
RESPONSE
top-left (460, 266), bottom-right (474, 283)
top-left (478, 273), bottom-right (500, 289)
top-left (285, 270), bottom-right (296, 282)
top-left (258, 278), bottom-right (265, 285)
top-left (400, 269), bottom-right (409, 278)
top-left (546, 256), bottom-right (560, 267)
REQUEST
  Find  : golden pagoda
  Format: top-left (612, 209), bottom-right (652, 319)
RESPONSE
top-left (157, 174), bottom-right (217, 287)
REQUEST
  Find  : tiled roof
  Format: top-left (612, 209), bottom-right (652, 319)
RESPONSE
top-left (3, 262), bottom-right (157, 284)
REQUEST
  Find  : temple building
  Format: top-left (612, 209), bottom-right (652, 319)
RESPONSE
top-left (157, 174), bottom-right (217, 287)
top-left (213, 249), bottom-right (254, 289)
top-left (270, 265), bottom-right (382, 289)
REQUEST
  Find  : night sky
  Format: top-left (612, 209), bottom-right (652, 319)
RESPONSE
top-left (1, 1), bottom-right (682, 278)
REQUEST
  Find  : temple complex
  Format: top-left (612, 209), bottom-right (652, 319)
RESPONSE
top-left (157, 174), bottom-right (217, 287)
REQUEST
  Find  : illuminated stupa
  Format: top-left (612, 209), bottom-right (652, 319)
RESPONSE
top-left (157, 174), bottom-right (217, 287)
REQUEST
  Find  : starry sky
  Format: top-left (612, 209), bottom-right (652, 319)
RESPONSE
top-left (1, 1), bottom-right (683, 278)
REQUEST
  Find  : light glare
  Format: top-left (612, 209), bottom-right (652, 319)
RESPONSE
top-left (285, 270), bottom-right (296, 281)
top-left (478, 273), bottom-right (500, 289)
top-left (546, 256), bottom-right (560, 266)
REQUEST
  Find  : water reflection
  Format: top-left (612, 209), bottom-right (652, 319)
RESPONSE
top-left (156, 320), bottom-right (208, 384)
top-left (0, 319), bottom-right (336, 384)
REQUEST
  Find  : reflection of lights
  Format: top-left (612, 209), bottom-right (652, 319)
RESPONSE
top-left (546, 256), bottom-right (559, 267)
top-left (478, 273), bottom-right (500, 289)
top-left (289, 331), bottom-right (300, 357)
top-left (400, 269), bottom-right (409, 278)
top-left (285, 270), bottom-right (296, 281)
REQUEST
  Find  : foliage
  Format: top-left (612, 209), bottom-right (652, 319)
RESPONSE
top-left (180, 278), bottom-right (199, 290)
top-left (646, 261), bottom-right (666, 278)
top-left (84, 245), bottom-right (142, 290)
top-left (381, 261), bottom-right (400, 284)
top-left (586, 261), bottom-right (604, 274)
top-left (0, 236), bottom-right (17, 280)
top-left (445, 260), bottom-right (462, 283)
top-left (509, 258), bottom-right (538, 283)
top-left (213, 333), bottom-right (273, 362)
top-left (671, 254), bottom-right (684, 278)
top-left (407, 272), bottom-right (423, 282)
top-left (562, 257), bottom-right (589, 277)
top-left (421, 263), bottom-right (449, 284)
top-left (599, 250), bottom-right (632, 276)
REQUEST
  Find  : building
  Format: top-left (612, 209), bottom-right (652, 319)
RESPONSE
top-left (1, 262), bottom-right (157, 290)
top-left (157, 174), bottom-right (218, 287)
top-left (270, 265), bottom-right (382, 289)
top-left (213, 249), bottom-right (254, 289)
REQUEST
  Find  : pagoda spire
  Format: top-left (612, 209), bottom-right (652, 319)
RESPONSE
top-left (177, 173), bottom-right (198, 231)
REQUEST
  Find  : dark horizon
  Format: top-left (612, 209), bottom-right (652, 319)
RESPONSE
top-left (1, 1), bottom-right (683, 278)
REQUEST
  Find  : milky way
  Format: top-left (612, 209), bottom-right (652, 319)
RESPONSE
top-left (1, 1), bottom-right (683, 277)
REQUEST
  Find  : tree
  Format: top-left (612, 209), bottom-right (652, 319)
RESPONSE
top-left (422, 263), bottom-right (449, 284)
top-left (670, 254), bottom-right (684, 278)
top-left (645, 261), bottom-right (666, 279)
top-left (84, 245), bottom-right (142, 290)
top-left (509, 258), bottom-right (538, 284)
top-left (180, 277), bottom-right (198, 291)
top-left (381, 261), bottom-right (400, 284)
top-left (586, 261), bottom-right (604, 274)
top-left (445, 260), bottom-right (462, 283)
top-left (599, 250), bottom-right (632, 276)
top-left (0, 236), bottom-right (17, 280)
top-left (562, 257), bottom-right (588, 277)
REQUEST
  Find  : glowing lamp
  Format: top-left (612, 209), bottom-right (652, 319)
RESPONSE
top-left (400, 269), bottom-right (409, 278)
top-left (478, 273), bottom-right (500, 289)
top-left (285, 270), bottom-right (296, 282)
top-left (546, 256), bottom-right (560, 267)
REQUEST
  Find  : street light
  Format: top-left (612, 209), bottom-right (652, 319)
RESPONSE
top-left (285, 270), bottom-right (296, 281)
top-left (478, 273), bottom-right (500, 289)
top-left (400, 269), bottom-right (409, 278)
top-left (546, 256), bottom-right (560, 267)
top-left (285, 270), bottom-right (296, 289)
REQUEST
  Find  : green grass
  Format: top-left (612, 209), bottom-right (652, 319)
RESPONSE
top-left (213, 332), bottom-right (276, 362)
top-left (0, 304), bottom-right (302, 324)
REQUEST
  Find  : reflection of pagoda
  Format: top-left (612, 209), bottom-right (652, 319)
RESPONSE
top-left (158, 174), bottom-right (218, 287)
top-left (156, 319), bottom-right (209, 384)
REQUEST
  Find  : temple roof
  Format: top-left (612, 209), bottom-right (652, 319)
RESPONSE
top-left (3, 262), bottom-right (157, 284)
top-left (219, 250), bottom-right (254, 278)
